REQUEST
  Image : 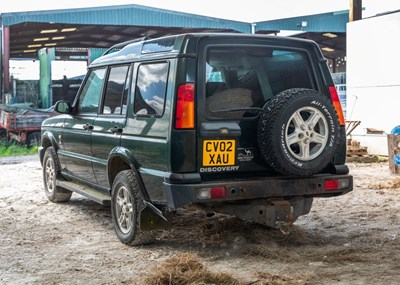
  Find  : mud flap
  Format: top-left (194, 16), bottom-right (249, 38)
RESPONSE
top-left (139, 201), bottom-right (170, 231)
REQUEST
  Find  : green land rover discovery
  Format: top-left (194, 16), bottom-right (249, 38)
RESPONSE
top-left (39, 33), bottom-right (353, 245)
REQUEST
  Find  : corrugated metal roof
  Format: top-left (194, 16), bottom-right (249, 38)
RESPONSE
top-left (255, 10), bottom-right (349, 33)
top-left (1, 4), bottom-right (251, 33)
top-left (0, 5), bottom-right (349, 60)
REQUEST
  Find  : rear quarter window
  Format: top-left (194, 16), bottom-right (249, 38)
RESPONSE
top-left (133, 62), bottom-right (169, 117)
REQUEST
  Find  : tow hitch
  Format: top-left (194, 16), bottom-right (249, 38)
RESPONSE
top-left (215, 198), bottom-right (313, 234)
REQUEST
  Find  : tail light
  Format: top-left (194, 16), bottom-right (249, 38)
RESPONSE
top-left (325, 179), bottom-right (350, 191)
top-left (328, 85), bottom-right (345, 126)
top-left (196, 187), bottom-right (228, 199)
top-left (175, 84), bottom-right (195, 129)
top-left (325, 180), bottom-right (339, 190)
top-left (211, 187), bottom-right (228, 199)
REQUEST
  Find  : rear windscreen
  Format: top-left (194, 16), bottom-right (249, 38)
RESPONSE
top-left (205, 46), bottom-right (315, 119)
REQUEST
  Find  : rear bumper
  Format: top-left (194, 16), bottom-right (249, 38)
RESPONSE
top-left (164, 174), bottom-right (353, 211)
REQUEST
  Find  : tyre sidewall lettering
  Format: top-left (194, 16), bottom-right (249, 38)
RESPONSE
top-left (310, 100), bottom-right (336, 148)
top-left (279, 99), bottom-right (338, 169)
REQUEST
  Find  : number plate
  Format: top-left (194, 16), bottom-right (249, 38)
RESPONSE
top-left (202, 140), bottom-right (235, 166)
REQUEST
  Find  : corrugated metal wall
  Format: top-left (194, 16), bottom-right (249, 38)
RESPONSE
top-left (1, 4), bottom-right (251, 33)
top-left (255, 11), bottom-right (348, 33)
top-left (1, 5), bottom-right (350, 34)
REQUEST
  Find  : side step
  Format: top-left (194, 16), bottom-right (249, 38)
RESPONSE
top-left (57, 180), bottom-right (111, 206)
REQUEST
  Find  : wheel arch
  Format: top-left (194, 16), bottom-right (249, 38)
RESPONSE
top-left (107, 147), bottom-right (150, 200)
top-left (39, 131), bottom-right (60, 165)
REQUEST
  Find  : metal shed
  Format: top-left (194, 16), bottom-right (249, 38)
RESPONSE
top-left (0, 4), bottom-right (349, 106)
top-left (0, 4), bottom-right (251, 104)
top-left (255, 10), bottom-right (349, 62)
top-left (1, 4), bottom-right (250, 59)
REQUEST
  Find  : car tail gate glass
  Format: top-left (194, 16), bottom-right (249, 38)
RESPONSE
top-left (204, 46), bottom-right (315, 119)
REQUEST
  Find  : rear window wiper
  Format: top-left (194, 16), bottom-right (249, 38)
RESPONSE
top-left (210, 107), bottom-right (263, 113)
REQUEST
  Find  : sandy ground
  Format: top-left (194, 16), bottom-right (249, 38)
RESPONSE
top-left (0, 155), bottom-right (399, 285)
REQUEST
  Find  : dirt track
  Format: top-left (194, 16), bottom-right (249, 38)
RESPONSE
top-left (0, 155), bottom-right (399, 284)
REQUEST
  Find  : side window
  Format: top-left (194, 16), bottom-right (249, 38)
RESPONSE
top-left (77, 68), bottom-right (106, 114)
top-left (134, 62), bottom-right (169, 116)
top-left (102, 65), bottom-right (130, 115)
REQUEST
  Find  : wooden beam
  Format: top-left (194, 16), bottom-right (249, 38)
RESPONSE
top-left (349, 0), bottom-right (362, 22)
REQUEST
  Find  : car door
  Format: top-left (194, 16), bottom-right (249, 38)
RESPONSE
top-left (121, 61), bottom-right (171, 203)
top-left (91, 64), bottom-right (131, 187)
top-left (60, 67), bottom-right (106, 183)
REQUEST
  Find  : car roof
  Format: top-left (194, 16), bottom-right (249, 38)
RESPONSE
top-left (90, 33), bottom-right (320, 67)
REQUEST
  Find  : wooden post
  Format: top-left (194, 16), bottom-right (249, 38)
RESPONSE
top-left (349, 0), bottom-right (362, 22)
top-left (3, 26), bottom-right (10, 93)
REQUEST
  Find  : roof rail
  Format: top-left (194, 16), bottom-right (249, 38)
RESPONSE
top-left (102, 36), bottom-right (147, 56)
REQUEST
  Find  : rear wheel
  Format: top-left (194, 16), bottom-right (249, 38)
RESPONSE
top-left (26, 131), bottom-right (41, 147)
top-left (43, 147), bottom-right (72, 202)
top-left (0, 129), bottom-right (6, 140)
top-left (258, 88), bottom-right (340, 176)
top-left (111, 170), bottom-right (155, 245)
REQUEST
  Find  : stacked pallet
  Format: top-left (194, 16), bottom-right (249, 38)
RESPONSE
top-left (347, 139), bottom-right (368, 156)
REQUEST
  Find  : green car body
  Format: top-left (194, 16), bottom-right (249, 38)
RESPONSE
top-left (39, 33), bottom-right (353, 245)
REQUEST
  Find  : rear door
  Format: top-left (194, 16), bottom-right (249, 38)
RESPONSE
top-left (197, 38), bottom-right (318, 175)
top-left (91, 64), bottom-right (131, 187)
top-left (121, 61), bottom-right (171, 203)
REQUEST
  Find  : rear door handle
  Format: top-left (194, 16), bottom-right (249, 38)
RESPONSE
top-left (110, 126), bottom-right (123, 134)
top-left (83, 123), bottom-right (93, 131)
top-left (200, 122), bottom-right (241, 138)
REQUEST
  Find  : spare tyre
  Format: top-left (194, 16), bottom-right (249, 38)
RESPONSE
top-left (257, 88), bottom-right (340, 176)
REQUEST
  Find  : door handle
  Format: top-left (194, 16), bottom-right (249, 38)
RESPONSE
top-left (83, 123), bottom-right (93, 131)
top-left (110, 126), bottom-right (123, 134)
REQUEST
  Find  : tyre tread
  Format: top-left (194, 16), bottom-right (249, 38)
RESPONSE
top-left (112, 170), bottom-right (155, 246)
top-left (43, 147), bottom-right (72, 203)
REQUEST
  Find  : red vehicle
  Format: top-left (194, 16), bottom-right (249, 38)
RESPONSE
top-left (0, 105), bottom-right (53, 146)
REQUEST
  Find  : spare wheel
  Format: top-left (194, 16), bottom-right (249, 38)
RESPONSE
top-left (257, 88), bottom-right (340, 176)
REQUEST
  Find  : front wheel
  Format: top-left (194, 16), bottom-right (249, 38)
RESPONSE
top-left (43, 147), bottom-right (72, 202)
top-left (111, 170), bottom-right (155, 245)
